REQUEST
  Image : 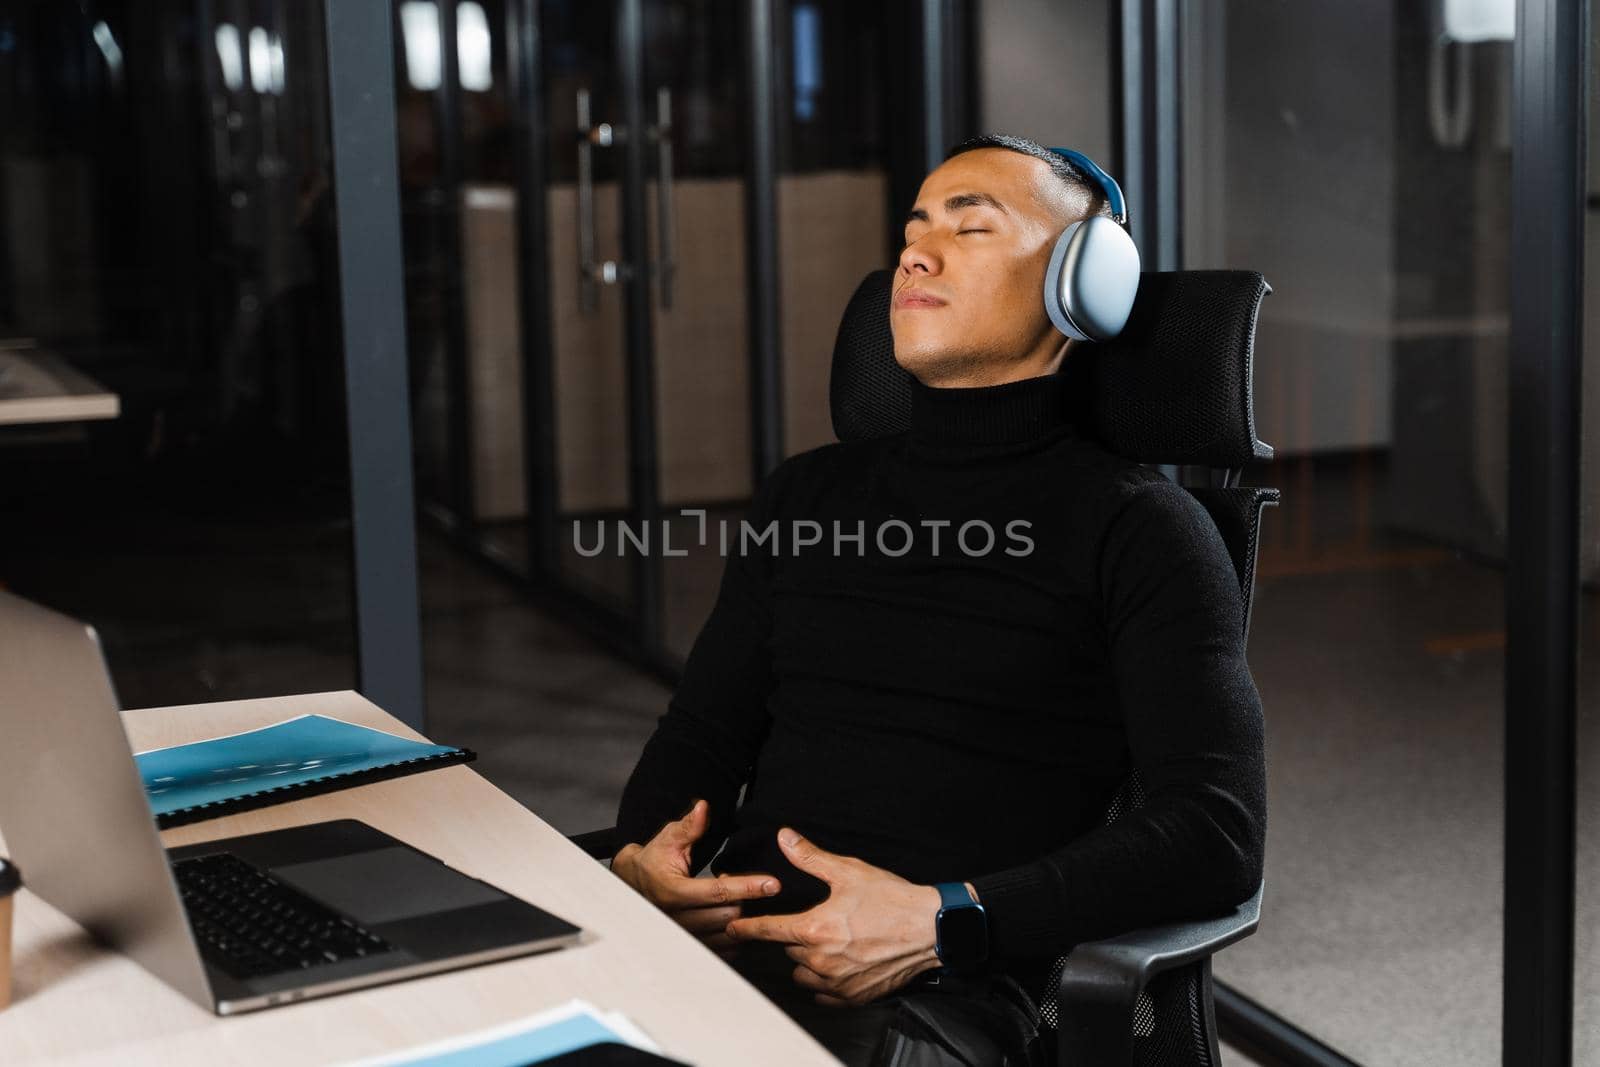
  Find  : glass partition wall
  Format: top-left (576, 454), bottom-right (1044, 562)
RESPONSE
top-left (1187, 1), bottom-right (1512, 1061)
top-left (1185, 1), bottom-right (1595, 1065)
top-left (0, 0), bottom-right (357, 707)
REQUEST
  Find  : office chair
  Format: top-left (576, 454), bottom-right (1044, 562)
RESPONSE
top-left (573, 266), bottom-right (1278, 1067)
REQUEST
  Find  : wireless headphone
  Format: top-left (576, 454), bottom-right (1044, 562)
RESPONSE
top-left (1042, 147), bottom-right (1141, 342)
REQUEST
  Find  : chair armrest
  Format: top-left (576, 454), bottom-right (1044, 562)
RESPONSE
top-left (568, 824), bottom-right (624, 862)
top-left (1054, 881), bottom-right (1264, 1065)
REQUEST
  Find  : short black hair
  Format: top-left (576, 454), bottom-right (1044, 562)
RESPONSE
top-left (944, 134), bottom-right (1113, 224)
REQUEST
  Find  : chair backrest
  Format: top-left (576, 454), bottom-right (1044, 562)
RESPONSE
top-left (831, 268), bottom-right (1272, 464)
top-left (829, 268), bottom-right (1278, 614)
top-left (828, 267), bottom-right (1278, 1067)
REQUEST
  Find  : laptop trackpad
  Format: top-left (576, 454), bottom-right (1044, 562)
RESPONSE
top-left (271, 846), bottom-right (507, 924)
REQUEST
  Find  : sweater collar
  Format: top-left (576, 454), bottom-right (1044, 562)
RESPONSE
top-left (907, 370), bottom-right (1075, 451)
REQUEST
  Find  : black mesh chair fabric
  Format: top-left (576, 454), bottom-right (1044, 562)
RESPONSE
top-left (1041, 957), bottom-right (1217, 1067)
top-left (1137, 964), bottom-right (1222, 1067)
top-left (828, 270), bottom-right (907, 443)
top-left (827, 268), bottom-right (1276, 1067)
top-left (1026, 759), bottom-right (1223, 1067)
top-left (1189, 487), bottom-right (1280, 640)
top-left (830, 269), bottom-right (1273, 469)
top-left (1060, 272), bottom-right (1273, 466)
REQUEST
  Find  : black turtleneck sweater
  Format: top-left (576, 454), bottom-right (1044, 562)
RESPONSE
top-left (616, 371), bottom-right (1266, 970)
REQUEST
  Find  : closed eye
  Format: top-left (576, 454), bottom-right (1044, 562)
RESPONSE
top-left (957, 228), bottom-right (989, 235)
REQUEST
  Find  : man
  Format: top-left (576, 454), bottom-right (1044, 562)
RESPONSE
top-left (609, 134), bottom-right (1266, 1066)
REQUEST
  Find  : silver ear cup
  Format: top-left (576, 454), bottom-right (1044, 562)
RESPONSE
top-left (1044, 222), bottom-right (1090, 341)
top-left (1042, 216), bottom-right (1141, 342)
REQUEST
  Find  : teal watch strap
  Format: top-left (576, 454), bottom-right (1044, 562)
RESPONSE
top-left (936, 882), bottom-right (974, 909)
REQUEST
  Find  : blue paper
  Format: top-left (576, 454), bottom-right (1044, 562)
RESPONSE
top-left (380, 1015), bottom-right (621, 1066)
top-left (137, 714), bottom-right (461, 817)
top-left (346, 1002), bottom-right (657, 1067)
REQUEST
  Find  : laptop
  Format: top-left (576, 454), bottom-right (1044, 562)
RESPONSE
top-left (0, 591), bottom-right (583, 1014)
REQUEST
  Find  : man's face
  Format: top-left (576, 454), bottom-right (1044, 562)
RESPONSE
top-left (891, 148), bottom-right (1075, 386)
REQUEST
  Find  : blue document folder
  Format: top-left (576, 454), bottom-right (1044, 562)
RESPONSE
top-left (136, 714), bottom-right (475, 828)
top-left (340, 1000), bottom-right (677, 1067)
top-left (366, 1015), bottom-right (629, 1066)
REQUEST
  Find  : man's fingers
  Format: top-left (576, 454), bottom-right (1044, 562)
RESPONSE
top-left (813, 992), bottom-right (850, 1009)
top-left (668, 799), bottom-right (709, 845)
top-left (791, 964), bottom-right (830, 995)
top-left (725, 911), bottom-right (806, 945)
top-left (672, 904), bottom-right (741, 935)
top-left (776, 828), bottom-right (843, 884)
top-left (701, 931), bottom-right (739, 956)
top-left (782, 943), bottom-right (825, 972)
top-left (657, 873), bottom-right (779, 909)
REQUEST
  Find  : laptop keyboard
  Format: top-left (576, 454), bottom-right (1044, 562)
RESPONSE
top-left (172, 852), bottom-right (394, 979)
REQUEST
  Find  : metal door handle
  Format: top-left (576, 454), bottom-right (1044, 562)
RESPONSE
top-left (575, 88), bottom-right (619, 314)
top-left (651, 87), bottom-right (676, 309)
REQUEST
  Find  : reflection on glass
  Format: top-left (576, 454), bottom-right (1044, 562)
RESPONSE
top-left (1440, 0), bottom-right (1514, 42)
top-left (399, 2), bottom-right (496, 96)
top-left (216, 23), bottom-right (246, 91)
top-left (247, 27), bottom-right (282, 95)
top-left (401, 2), bottom-right (444, 92)
top-left (90, 21), bottom-right (124, 80)
top-left (791, 3), bottom-right (822, 121)
top-left (457, 2), bottom-right (494, 92)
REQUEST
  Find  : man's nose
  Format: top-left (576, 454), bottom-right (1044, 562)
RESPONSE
top-left (898, 236), bottom-right (941, 277)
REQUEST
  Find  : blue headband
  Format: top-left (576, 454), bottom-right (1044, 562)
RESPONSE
top-left (1047, 147), bottom-right (1128, 226)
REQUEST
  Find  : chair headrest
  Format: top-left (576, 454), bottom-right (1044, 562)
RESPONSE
top-left (828, 269), bottom-right (1274, 467)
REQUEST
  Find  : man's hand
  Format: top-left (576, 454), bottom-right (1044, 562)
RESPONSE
top-left (611, 799), bottom-right (780, 959)
top-left (724, 828), bottom-right (945, 1006)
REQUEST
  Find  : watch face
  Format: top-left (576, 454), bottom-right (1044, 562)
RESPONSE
top-left (937, 905), bottom-right (988, 966)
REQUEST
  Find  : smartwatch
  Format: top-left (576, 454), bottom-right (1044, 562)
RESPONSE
top-left (933, 882), bottom-right (988, 969)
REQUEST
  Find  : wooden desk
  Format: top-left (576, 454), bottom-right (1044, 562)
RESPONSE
top-left (0, 692), bottom-right (836, 1066)
top-left (0, 349), bottom-right (119, 426)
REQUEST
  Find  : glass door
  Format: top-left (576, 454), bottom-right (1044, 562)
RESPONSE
top-left (539, 0), bottom-right (757, 655)
top-left (541, 1), bottom-right (641, 616)
top-left (640, 0), bottom-right (756, 659)
top-left (537, 0), bottom-right (912, 663)
top-left (414, 0), bottom-right (923, 673)
top-left (412, 0), bottom-right (763, 666)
